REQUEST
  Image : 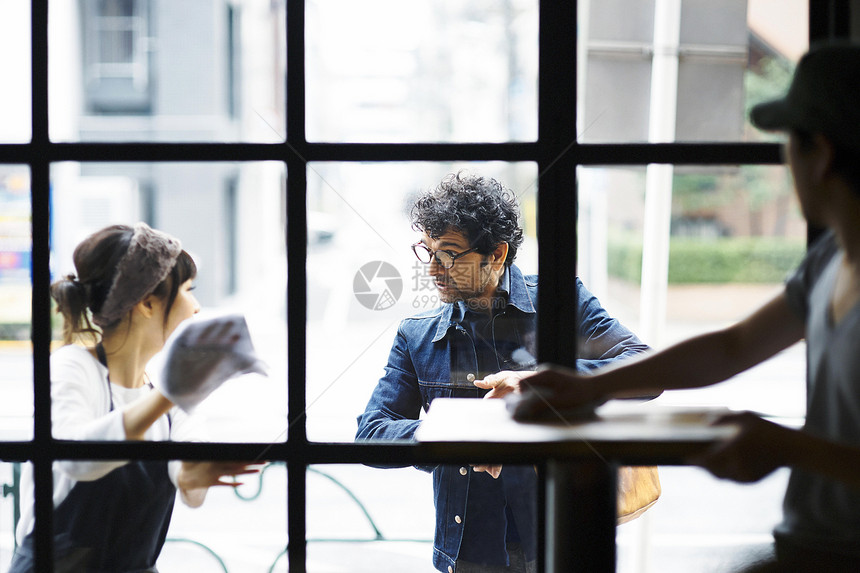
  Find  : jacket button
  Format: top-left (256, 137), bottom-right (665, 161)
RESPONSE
top-left (455, 515), bottom-right (462, 524)
top-left (459, 466), bottom-right (468, 475)
top-left (448, 567), bottom-right (454, 573)
top-left (466, 373), bottom-right (475, 382)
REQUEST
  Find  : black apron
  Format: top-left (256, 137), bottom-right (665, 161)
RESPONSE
top-left (10, 348), bottom-right (176, 573)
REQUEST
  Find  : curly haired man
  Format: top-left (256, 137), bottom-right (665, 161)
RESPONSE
top-left (356, 172), bottom-right (650, 573)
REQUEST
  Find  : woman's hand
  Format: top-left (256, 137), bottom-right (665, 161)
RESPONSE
top-left (177, 461), bottom-right (264, 507)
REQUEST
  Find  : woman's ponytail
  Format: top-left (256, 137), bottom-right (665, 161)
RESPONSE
top-left (50, 274), bottom-right (99, 345)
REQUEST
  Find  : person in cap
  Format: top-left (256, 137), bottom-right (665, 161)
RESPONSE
top-left (8, 223), bottom-right (261, 573)
top-left (491, 43), bottom-right (860, 571)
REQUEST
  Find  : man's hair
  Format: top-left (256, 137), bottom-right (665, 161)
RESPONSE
top-left (410, 172), bottom-right (524, 265)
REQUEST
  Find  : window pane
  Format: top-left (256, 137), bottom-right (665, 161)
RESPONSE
top-left (578, 0), bottom-right (809, 143)
top-left (0, 1), bottom-right (31, 143)
top-left (1, 462), bottom-right (23, 560)
top-left (50, 1), bottom-right (286, 142)
top-left (306, 465), bottom-right (435, 572)
top-left (0, 167), bottom-right (32, 441)
top-left (307, 161), bottom-right (537, 443)
top-left (164, 461), bottom-right (287, 571)
top-left (618, 466), bottom-right (790, 572)
top-left (306, 0), bottom-right (538, 143)
top-left (49, 162), bottom-right (286, 442)
top-left (580, 163), bottom-right (805, 363)
top-left (7, 459), bottom-right (284, 570)
top-left (578, 164), bottom-right (805, 571)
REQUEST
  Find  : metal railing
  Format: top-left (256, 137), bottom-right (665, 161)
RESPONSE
top-left (2, 462), bottom-right (430, 572)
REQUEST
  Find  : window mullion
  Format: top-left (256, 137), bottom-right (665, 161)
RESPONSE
top-left (30, 0), bottom-right (54, 570)
top-left (537, 3), bottom-right (621, 572)
top-left (536, 0), bottom-right (578, 366)
top-left (286, 0), bottom-right (308, 571)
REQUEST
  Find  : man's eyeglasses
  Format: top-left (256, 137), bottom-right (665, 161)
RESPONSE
top-left (412, 242), bottom-right (479, 269)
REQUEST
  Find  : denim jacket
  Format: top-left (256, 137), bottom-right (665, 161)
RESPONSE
top-left (355, 265), bottom-right (649, 572)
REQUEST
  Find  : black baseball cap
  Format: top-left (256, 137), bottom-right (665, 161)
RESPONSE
top-left (751, 43), bottom-right (860, 155)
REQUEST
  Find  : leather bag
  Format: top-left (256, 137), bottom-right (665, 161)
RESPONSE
top-left (617, 466), bottom-right (661, 524)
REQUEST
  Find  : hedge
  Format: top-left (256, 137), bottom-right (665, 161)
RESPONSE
top-left (607, 236), bottom-right (806, 284)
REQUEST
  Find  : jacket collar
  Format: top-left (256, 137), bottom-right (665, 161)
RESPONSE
top-left (431, 264), bottom-right (535, 342)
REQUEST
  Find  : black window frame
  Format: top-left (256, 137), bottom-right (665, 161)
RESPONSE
top-left (1, 1), bottom-right (849, 571)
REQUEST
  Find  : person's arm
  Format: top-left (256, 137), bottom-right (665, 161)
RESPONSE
top-left (355, 326), bottom-right (428, 468)
top-left (693, 412), bottom-right (860, 490)
top-left (51, 348), bottom-right (165, 480)
top-left (122, 390), bottom-right (174, 440)
top-left (513, 291), bottom-right (804, 419)
top-left (475, 279), bottom-right (653, 400)
top-left (574, 278), bottom-right (651, 373)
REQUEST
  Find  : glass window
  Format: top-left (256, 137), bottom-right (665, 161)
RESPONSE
top-left (7, 0), bottom-right (848, 571)
top-left (4, 459), bottom-right (286, 570)
top-left (305, 465), bottom-right (435, 571)
top-left (305, 0), bottom-right (538, 143)
top-left (50, 0), bottom-right (286, 142)
top-left (580, 163), bottom-right (805, 404)
top-left (306, 161), bottom-right (537, 442)
top-left (0, 167), bottom-right (32, 441)
top-left (163, 461), bottom-right (287, 571)
top-left (578, 0), bottom-right (809, 143)
top-left (82, 0), bottom-right (152, 113)
top-left (618, 467), bottom-right (791, 571)
top-left (0, 462), bottom-right (24, 556)
top-left (580, 163), bottom-right (805, 570)
top-left (0, 1), bottom-right (31, 143)
top-left (49, 162), bottom-right (286, 442)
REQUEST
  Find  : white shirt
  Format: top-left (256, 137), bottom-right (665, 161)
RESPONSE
top-left (15, 345), bottom-right (202, 545)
